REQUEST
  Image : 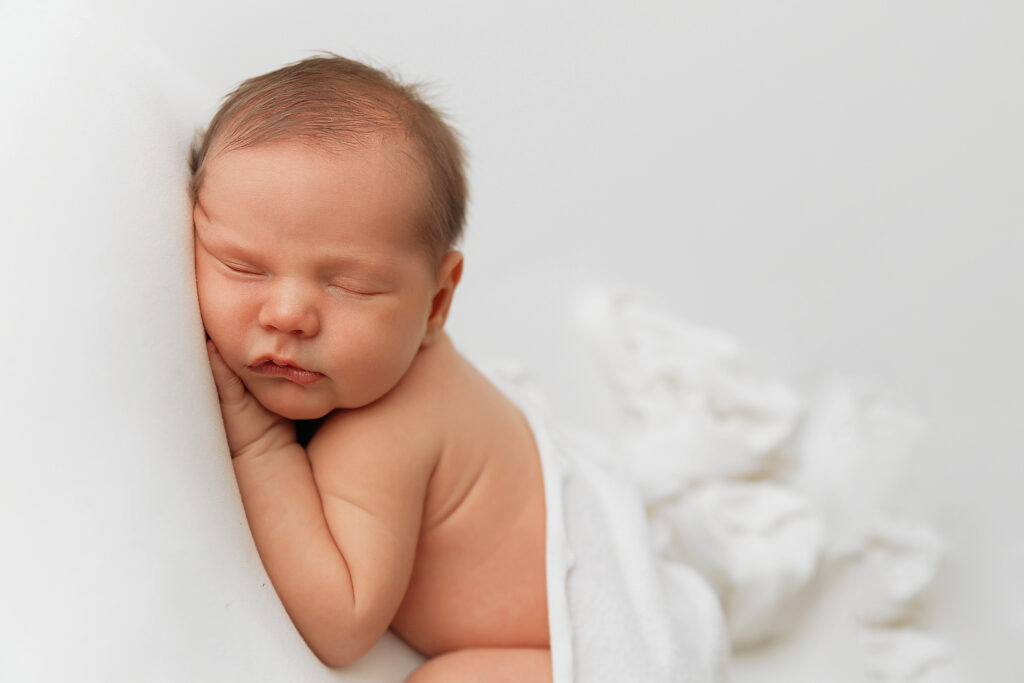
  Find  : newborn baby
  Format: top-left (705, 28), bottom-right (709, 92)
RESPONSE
top-left (191, 55), bottom-right (550, 681)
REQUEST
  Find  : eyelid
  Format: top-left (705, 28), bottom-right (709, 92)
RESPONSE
top-left (220, 259), bottom-right (263, 276)
top-left (197, 237), bottom-right (262, 276)
top-left (327, 281), bottom-right (377, 297)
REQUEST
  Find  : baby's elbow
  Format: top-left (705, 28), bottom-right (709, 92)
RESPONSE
top-left (309, 628), bottom-right (378, 669)
top-left (312, 643), bottom-right (359, 669)
top-left (300, 587), bottom-right (392, 668)
top-left (314, 646), bottom-right (356, 670)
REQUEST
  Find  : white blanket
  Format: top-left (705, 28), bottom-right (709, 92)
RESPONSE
top-left (511, 386), bottom-right (729, 683)
top-left (570, 289), bottom-right (953, 682)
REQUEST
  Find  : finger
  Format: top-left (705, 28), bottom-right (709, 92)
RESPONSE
top-left (206, 340), bottom-right (248, 406)
top-left (206, 340), bottom-right (293, 458)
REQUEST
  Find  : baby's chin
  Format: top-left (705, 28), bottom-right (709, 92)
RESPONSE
top-left (273, 404), bottom-right (335, 421)
top-left (248, 387), bottom-right (336, 422)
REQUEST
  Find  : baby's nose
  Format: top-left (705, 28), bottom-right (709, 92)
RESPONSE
top-left (258, 280), bottom-right (320, 338)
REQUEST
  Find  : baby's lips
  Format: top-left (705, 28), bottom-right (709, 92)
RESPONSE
top-left (248, 358), bottom-right (324, 386)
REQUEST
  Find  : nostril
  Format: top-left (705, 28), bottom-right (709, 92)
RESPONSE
top-left (258, 283), bottom-right (320, 337)
top-left (259, 309), bottom-right (318, 337)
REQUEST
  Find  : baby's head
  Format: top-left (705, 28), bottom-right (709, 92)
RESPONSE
top-left (191, 55), bottom-right (468, 419)
top-left (190, 53), bottom-right (467, 264)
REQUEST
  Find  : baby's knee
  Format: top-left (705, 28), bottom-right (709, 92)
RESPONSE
top-left (405, 647), bottom-right (552, 683)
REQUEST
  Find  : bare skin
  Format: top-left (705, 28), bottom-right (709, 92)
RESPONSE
top-left (196, 140), bottom-right (550, 681)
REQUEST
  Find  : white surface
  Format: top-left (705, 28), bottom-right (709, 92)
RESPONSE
top-left (1, 0), bottom-right (1021, 681)
top-left (0, 5), bottom-right (421, 682)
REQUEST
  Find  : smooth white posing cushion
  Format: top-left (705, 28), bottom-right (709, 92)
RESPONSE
top-left (0, 4), bottom-right (421, 680)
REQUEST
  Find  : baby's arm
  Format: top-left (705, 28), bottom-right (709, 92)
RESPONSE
top-left (206, 341), bottom-right (432, 667)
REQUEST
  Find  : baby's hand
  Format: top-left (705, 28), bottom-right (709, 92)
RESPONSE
top-left (206, 340), bottom-right (296, 459)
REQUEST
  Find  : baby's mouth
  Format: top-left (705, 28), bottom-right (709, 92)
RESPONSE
top-left (248, 359), bottom-right (324, 386)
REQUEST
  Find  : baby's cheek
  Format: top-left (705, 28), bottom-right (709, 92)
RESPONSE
top-left (194, 266), bottom-right (221, 322)
top-left (196, 286), bottom-right (248, 358)
top-left (196, 292), bottom-right (229, 337)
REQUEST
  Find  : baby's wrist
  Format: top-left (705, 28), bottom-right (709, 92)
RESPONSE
top-left (230, 421), bottom-right (299, 461)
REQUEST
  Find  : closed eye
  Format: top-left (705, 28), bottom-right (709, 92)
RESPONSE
top-left (327, 282), bottom-right (378, 298)
top-left (221, 260), bottom-right (263, 276)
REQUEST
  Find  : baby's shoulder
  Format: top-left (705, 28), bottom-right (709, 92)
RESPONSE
top-left (305, 349), bottom-right (452, 477)
top-left (310, 390), bottom-right (440, 463)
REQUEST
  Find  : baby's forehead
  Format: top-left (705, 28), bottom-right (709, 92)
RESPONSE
top-left (196, 138), bottom-right (437, 260)
top-left (200, 135), bottom-right (427, 202)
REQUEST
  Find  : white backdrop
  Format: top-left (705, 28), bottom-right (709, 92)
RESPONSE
top-left (1, 1), bottom-right (1020, 681)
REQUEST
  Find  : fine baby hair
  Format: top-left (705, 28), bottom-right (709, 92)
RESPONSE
top-left (188, 53), bottom-right (468, 262)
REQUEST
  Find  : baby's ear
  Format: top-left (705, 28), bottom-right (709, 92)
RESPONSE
top-left (423, 250), bottom-right (464, 345)
top-left (437, 250), bottom-right (464, 290)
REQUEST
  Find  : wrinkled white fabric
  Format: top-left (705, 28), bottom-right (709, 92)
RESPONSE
top-left (491, 370), bottom-right (730, 683)
top-left (861, 628), bottom-right (955, 683)
top-left (789, 378), bottom-right (929, 560)
top-left (653, 482), bottom-right (824, 648)
top-left (854, 517), bottom-right (946, 626)
top-left (577, 290), bottom-right (804, 499)
top-left (575, 287), bottom-right (952, 679)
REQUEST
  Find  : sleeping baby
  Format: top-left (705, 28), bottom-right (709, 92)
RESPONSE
top-left (190, 55), bottom-right (551, 681)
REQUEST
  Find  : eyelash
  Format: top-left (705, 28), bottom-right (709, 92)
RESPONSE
top-left (223, 262), bottom-right (263, 277)
top-left (328, 283), bottom-right (375, 298)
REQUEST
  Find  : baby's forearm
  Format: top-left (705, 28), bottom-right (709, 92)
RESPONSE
top-left (204, 341), bottom-right (384, 664)
top-left (233, 443), bottom-right (372, 666)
